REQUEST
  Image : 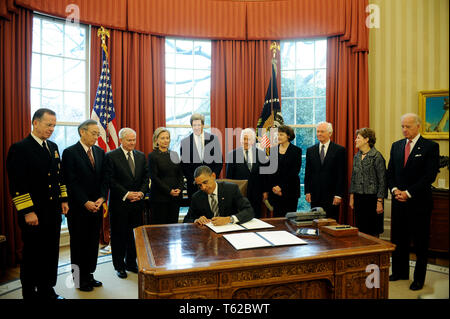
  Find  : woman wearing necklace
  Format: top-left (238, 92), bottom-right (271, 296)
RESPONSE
top-left (148, 127), bottom-right (184, 224)
top-left (349, 128), bottom-right (387, 236)
top-left (265, 125), bottom-right (302, 217)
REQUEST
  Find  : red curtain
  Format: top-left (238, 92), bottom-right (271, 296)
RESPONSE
top-left (210, 40), bottom-right (281, 176)
top-left (0, 7), bottom-right (33, 267)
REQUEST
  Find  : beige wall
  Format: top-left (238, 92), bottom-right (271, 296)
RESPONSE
top-left (369, 0), bottom-right (449, 188)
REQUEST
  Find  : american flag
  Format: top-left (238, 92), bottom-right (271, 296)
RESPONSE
top-left (91, 49), bottom-right (118, 152)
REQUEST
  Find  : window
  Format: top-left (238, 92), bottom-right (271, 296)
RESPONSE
top-left (165, 38), bottom-right (212, 217)
top-left (31, 14), bottom-right (90, 152)
top-left (280, 39), bottom-right (327, 211)
top-left (31, 14), bottom-right (90, 228)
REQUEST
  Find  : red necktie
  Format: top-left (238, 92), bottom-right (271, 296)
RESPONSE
top-left (404, 140), bottom-right (412, 167)
top-left (87, 148), bottom-right (95, 168)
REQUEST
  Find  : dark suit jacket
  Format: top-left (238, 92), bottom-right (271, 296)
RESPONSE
top-left (304, 141), bottom-right (346, 204)
top-left (7, 134), bottom-right (68, 219)
top-left (104, 147), bottom-right (149, 212)
top-left (266, 143), bottom-right (302, 200)
top-left (183, 181), bottom-right (254, 223)
top-left (62, 142), bottom-right (107, 211)
top-left (387, 136), bottom-right (439, 207)
top-left (180, 132), bottom-right (223, 196)
top-left (226, 146), bottom-right (268, 203)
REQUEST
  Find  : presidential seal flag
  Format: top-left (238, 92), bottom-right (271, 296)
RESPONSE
top-left (256, 62), bottom-right (284, 151)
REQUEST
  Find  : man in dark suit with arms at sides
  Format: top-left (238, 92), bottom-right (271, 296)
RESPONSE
top-left (104, 128), bottom-right (149, 279)
top-left (304, 121), bottom-right (346, 221)
top-left (180, 113), bottom-right (223, 203)
top-left (226, 128), bottom-right (268, 217)
top-left (184, 166), bottom-right (254, 226)
top-left (6, 108), bottom-right (69, 299)
top-left (62, 119), bottom-right (107, 292)
top-left (387, 113), bottom-right (439, 291)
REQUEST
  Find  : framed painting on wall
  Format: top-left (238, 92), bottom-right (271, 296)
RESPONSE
top-left (418, 90), bottom-right (449, 139)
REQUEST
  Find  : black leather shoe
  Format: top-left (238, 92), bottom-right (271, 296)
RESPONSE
top-left (389, 274), bottom-right (409, 281)
top-left (409, 281), bottom-right (424, 291)
top-left (78, 284), bottom-right (94, 292)
top-left (116, 270), bottom-right (127, 279)
top-left (90, 278), bottom-right (103, 287)
top-left (125, 265), bottom-right (138, 273)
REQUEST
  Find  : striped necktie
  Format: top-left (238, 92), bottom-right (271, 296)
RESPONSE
top-left (209, 193), bottom-right (219, 217)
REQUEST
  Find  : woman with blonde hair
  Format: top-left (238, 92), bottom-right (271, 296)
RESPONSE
top-left (147, 127), bottom-right (184, 224)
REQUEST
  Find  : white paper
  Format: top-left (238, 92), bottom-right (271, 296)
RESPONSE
top-left (223, 232), bottom-right (271, 250)
top-left (257, 231), bottom-right (307, 246)
top-left (240, 218), bottom-right (275, 230)
top-left (206, 222), bottom-right (245, 233)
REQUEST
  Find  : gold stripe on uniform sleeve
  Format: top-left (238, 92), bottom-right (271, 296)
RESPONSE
top-left (60, 185), bottom-right (68, 198)
top-left (15, 199), bottom-right (34, 211)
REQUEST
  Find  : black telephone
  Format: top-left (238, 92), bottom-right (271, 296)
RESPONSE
top-left (285, 207), bottom-right (326, 222)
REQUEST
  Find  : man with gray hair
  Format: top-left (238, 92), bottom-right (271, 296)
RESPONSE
top-left (62, 119), bottom-right (107, 292)
top-left (304, 121), bottom-right (346, 221)
top-left (387, 113), bottom-right (439, 291)
top-left (225, 128), bottom-right (268, 217)
top-left (180, 113), bottom-right (223, 203)
top-left (104, 127), bottom-right (149, 279)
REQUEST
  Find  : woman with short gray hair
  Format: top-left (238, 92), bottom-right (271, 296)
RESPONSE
top-left (349, 127), bottom-right (387, 236)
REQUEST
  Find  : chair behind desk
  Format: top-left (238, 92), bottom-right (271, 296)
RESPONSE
top-left (217, 179), bottom-right (248, 197)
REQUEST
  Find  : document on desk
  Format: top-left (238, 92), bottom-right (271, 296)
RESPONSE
top-left (206, 218), bottom-right (274, 233)
top-left (223, 230), bottom-right (307, 250)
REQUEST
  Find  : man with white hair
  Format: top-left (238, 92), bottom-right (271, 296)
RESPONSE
top-left (387, 113), bottom-right (439, 291)
top-left (304, 121), bottom-right (346, 221)
top-left (225, 128), bottom-right (268, 217)
top-left (104, 127), bottom-right (149, 279)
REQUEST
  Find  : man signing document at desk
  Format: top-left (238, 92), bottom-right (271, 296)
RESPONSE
top-left (183, 166), bottom-right (254, 226)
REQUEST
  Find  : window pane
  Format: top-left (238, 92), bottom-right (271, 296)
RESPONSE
top-left (174, 98), bottom-right (193, 124)
top-left (166, 39), bottom-right (176, 54)
top-left (166, 127), bottom-right (192, 154)
top-left (296, 99), bottom-right (313, 125)
top-left (193, 41), bottom-right (211, 69)
top-left (315, 70), bottom-right (326, 97)
top-left (64, 92), bottom-right (86, 122)
top-left (193, 70), bottom-right (210, 98)
top-left (166, 53), bottom-right (175, 68)
top-left (293, 127), bottom-right (316, 154)
top-left (48, 125), bottom-right (79, 152)
top-left (32, 18), bottom-right (41, 53)
top-left (296, 70), bottom-right (314, 98)
top-left (64, 24), bottom-right (86, 59)
top-left (281, 99), bottom-right (295, 125)
top-left (166, 97), bottom-right (176, 125)
top-left (64, 59), bottom-right (86, 92)
top-left (42, 20), bottom-right (64, 56)
top-left (175, 69), bottom-right (193, 97)
top-left (166, 68), bottom-right (176, 96)
top-left (42, 55), bottom-right (63, 90)
top-left (281, 41), bottom-right (295, 70)
top-left (30, 88), bottom-right (41, 114)
top-left (31, 53), bottom-right (41, 87)
top-left (281, 71), bottom-right (295, 98)
top-left (296, 41), bottom-right (314, 69)
top-left (315, 98), bottom-right (326, 124)
top-left (315, 40), bottom-right (327, 69)
top-left (41, 89), bottom-right (63, 115)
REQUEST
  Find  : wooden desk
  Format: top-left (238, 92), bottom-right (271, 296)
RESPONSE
top-left (134, 218), bottom-right (395, 299)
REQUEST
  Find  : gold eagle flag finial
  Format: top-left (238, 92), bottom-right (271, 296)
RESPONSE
top-left (97, 26), bottom-right (110, 58)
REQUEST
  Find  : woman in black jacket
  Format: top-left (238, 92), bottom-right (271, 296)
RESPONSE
top-left (265, 125), bottom-right (302, 217)
top-left (148, 127), bottom-right (184, 224)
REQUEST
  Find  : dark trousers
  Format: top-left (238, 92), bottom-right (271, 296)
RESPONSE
top-left (110, 203), bottom-right (143, 271)
top-left (67, 208), bottom-right (102, 286)
top-left (354, 193), bottom-right (384, 236)
top-left (18, 204), bottom-right (61, 299)
top-left (271, 195), bottom-right (299, 217)
top-left (391, 199), bottom-right (431, 284)
top-left (149, 201), bottom-right (180, 224)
